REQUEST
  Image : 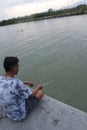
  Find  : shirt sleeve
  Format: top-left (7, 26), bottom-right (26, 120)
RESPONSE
top-left (15, 79), bottom-right (32, 99)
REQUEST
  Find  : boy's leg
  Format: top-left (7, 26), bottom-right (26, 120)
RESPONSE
top-left (26, 90), bottom-right (44, 113)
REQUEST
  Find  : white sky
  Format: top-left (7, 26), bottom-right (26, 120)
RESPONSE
top-left (0, 0), bottom-right (85, 20)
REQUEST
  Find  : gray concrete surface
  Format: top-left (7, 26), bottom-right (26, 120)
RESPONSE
top-left (0, 95), bottom-right (87, 130)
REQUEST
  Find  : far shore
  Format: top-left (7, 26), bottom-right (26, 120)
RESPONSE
top-left (0, 4), bottom-right (87, 27)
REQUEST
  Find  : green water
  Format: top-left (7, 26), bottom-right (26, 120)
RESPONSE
top-left (0, 15), bottom-right (87, 112)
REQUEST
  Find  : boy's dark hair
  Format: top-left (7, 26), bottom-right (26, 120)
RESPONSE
top-left (3, 57), bottom-right (19, 72)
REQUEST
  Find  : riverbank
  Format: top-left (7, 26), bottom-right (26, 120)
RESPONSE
top-left (0, 4), bottom-right (87, 27)
top-left (0, 95), bottom-right (87, 130)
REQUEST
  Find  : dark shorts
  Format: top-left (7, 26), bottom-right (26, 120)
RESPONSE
top-left (26, 96), bottom-right (39, 114)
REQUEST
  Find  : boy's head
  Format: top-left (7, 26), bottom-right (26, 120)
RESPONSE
top-left (3, 57), bottom-right (19, 75)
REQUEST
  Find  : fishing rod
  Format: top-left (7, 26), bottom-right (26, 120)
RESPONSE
top-left (42, 80), bottom-right (55, 87)
top-left (24, 80), bottom-right (55, 88)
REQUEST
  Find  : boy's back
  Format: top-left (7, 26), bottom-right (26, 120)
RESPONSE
top-left (0, 76), bottom-right (32, 121)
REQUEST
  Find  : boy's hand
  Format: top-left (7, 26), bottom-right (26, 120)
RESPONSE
top-left (24, 81), bottom-right (34, 87)
top-left (37, 84), bottom-right (43, 90)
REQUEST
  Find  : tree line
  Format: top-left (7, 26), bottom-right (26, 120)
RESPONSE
top-left (0, 4), bottom-right (87, 26)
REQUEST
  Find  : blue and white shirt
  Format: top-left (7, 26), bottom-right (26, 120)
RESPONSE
top-left (0, 76), bottom-right (32, 121)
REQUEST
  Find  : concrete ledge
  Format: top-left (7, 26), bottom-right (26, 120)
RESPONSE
top-left (0, 95), bottom-right (87, 130)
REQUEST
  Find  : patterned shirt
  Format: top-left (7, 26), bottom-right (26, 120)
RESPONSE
top-left (0, 76), bottom-right (32, 121)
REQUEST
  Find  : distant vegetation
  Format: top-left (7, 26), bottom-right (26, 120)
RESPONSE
top-left (0, 4), bottom-right (87, 26)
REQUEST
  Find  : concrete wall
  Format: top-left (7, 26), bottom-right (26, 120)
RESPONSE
top-left (0, 95), bottom-right (87, 130)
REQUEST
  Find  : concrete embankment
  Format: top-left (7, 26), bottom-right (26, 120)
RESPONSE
top-left (0, 95), bottom-right (87, 130)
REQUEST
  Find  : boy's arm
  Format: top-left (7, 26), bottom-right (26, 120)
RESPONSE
top-left (24, 81), bottom-right (34, 87)
top-left (15, 80), bottom-right (32, 99)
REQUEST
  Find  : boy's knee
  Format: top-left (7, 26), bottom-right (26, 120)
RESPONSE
top-left (35, 90), bottom-right (44, 100)
top-left (38, 90), bottom-right (44, 96)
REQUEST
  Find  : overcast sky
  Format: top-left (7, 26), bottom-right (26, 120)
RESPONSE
top-left (0, 0), bottom-right (84, 21)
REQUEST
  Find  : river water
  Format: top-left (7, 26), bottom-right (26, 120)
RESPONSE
top-left (0, 15), bottom-right (87, 112)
